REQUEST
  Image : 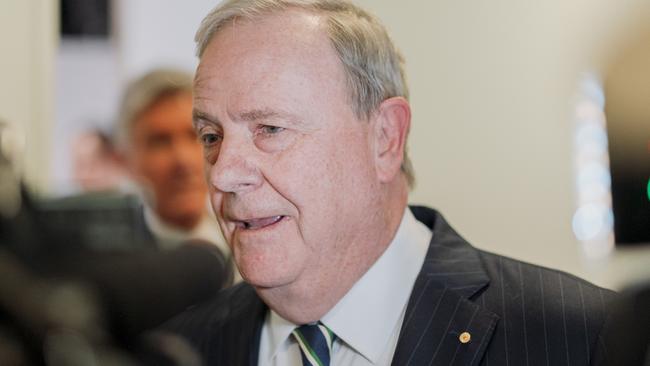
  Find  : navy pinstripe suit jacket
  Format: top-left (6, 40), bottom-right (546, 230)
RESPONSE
top-left (163, 206), bottom-right (615, 365)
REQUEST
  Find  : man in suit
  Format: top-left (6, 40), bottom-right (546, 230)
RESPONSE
top-left (165, 1), bottom-right (615, 365)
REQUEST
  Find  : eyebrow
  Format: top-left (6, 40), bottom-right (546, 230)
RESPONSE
top-left (193, 108), bottom-right (305, 127)
top-left (192, 110), bottom-right (220, 127)
top-left (239, 109), bottom-right (280, 122)
top-left (239, 108), bottom-right (308, 129)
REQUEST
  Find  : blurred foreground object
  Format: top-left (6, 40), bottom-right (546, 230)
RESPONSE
top-left (595, 282), bottom-right (650, 366)
top-left (0, 130), bottom-right (228, 365)
top-left (0, 120), bottom-right (23, 220)
top-left (589, 18), bottom-right (650, 366)
top-left (603, 23), bottom-right (650, 246)
top-left (0, 196), bottom-right (227, 365)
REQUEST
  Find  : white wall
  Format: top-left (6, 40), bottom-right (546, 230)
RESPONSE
top-left (354, 0), bottom-right (650, 289)
top-left (53, 39), bottom-right (121, 195)
top-left (0, 1), bottom-right (58, 196)
top-left (113, 0), bottom-right (217, 80)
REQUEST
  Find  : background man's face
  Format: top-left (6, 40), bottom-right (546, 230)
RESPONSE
top-left (194, 10), bottom-right (382, 294)
top-left (128, 92), bottom-right (208, 230)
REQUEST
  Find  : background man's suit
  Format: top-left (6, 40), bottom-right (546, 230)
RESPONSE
top-left (164, 206), bottom-right (615, 365)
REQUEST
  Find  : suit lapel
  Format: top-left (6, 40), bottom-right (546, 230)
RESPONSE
top-left (391, 207), bottom-right (499, 366)
top-left (206, 284), bottom-right (267, 366)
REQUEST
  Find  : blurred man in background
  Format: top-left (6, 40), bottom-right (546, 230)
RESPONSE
top-left (114, 68), bottom-right (231, 256)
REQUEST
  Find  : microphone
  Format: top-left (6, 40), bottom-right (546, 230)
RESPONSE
top-left (0, 243), bottom-right (230, 365)
top-left (1, 161), bottom-right (231, 363)
top-left (53, 242), bottom-right (232, 342)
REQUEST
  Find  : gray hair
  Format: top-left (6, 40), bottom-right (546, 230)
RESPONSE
top-left (195, 0), bottom-right (414, 187)
top-left (115, 68), bottom-right (193, 151)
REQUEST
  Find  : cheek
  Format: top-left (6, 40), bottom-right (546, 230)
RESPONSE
top-left (203, 160), bottom-right (212, 184)
top-left (293, 133), bottom-right (374, 223)
top-left (207, 186), bottom-right (223, 213)
top-left (135, 150), bottom-right (168, 176)
top-left (267, 141), bottom-right (346, 232)
top-left (215, 215), bottom-right (234, 248)
top-left (187, 143), bottom-right (206, 168)
top-left (148, 157), bottom-right (169, 177)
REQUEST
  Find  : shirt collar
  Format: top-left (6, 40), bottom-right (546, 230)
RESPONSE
top-left (264, 309), bottom-right (301, 362)
top-left (264, 207), bottom-right (432, 363)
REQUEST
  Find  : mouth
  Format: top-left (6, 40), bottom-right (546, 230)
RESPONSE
top-left (234, 215), bottom-right (286, 231)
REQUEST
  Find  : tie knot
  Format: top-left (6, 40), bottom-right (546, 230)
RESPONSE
top-left (292, 322), bottom-right (336, 366)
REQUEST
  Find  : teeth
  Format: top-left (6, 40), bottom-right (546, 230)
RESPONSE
top-left (241, 215), bottom-right (283, 230)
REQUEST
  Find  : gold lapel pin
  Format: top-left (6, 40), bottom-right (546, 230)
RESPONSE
top-left (459, 331), bottom-right (471, 344)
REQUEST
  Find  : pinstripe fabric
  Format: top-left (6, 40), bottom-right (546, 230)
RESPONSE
top-left (398, 206), bottom-right (616, 366)
top-left (161, 283), bottom-right (267, 365)
top-left (162, 206), bottom-right (615, 366)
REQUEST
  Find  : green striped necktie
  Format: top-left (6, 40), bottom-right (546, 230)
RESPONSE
top-left (292, 322), bottom-right (336, 366)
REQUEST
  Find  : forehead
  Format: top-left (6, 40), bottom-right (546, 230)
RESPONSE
top-left (199, 9), bottom-right (330, 68)
top-left (133, 93), bottom-right (193, 130)
top-left (193, 9), bottom-right (351, 119)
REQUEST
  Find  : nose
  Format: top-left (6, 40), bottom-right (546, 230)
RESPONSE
top-left (208, 135), bottom-right (262, 194)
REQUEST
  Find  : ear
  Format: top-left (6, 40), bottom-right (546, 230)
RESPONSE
top-left (371, 97), bottom-right (411, 183)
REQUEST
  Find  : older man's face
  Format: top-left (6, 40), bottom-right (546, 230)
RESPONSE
top-left (193, 10), bottom-right (382, 293)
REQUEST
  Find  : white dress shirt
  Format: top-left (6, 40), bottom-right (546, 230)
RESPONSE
top-left (258, 208), bottom-right (432, 365)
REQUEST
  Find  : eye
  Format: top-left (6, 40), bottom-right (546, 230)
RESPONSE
top-left (199, 132), bottom-right (222, 147)
top-left (259, 125), bottom-right (285, 135)
top-left (253, 123), bottom-right (295, 153)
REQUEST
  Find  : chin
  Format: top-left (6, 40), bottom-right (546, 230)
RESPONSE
top-left (238, 263), bottom-right (299, 289)
top-left (162, 209), bottom-right (204, 230)
top-left (241, 272), bottom-right (291, 289)
top-left (167, 201), bottom-right (205, 218)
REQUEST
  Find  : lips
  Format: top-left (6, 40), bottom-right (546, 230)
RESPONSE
top-left (235, 215), bottom-right (285, 230)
